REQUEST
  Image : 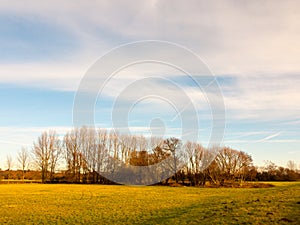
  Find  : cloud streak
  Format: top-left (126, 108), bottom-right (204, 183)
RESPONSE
top-left (256, 132), bottom-right (283, 143)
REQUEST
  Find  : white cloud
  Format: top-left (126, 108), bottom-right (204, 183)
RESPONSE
top-left (0, 1), bottom-right (300, 76)
top-left (222, 74), bottom-right (300, 120)
top-left (0, 2), bottom-right (299, 120)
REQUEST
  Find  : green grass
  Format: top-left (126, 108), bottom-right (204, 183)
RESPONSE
top-left (0, 182), bottom-right (299, 224)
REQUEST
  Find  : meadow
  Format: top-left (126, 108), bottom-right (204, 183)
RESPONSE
top-left (0, 182), bottom-right (299, 224)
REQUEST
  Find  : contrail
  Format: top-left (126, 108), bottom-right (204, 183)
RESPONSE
top-left (256, 131), bottom-right (282, 143)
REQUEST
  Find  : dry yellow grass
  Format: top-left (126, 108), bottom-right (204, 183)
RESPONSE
top-left (0, 182), bottom-right (299, 224)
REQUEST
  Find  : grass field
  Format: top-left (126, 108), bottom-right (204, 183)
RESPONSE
top-left (0, 182), bottom-right (299, 224)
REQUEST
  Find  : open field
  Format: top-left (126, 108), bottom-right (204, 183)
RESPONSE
top-left (0, 182), bottom-right (299, 224)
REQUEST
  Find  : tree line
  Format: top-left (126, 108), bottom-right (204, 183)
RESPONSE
top-left (1, 127), bottom-right (299, 185)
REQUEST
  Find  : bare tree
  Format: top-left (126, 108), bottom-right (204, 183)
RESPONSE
top-left (185, 141), bottom-right (206, 185)
top-left (287, 160), bottom-right (297, 171)
top-left (18, 147), bottom-right (30, 180)
top-left (6, 154), bottom-right (13, 171)
top-left (5, 154), bottom-right (13, 179)
top-left (163, 137), bottom-right (181, 183)
top-left (214, 147), bottom-right (253, 184)
top-left (33, 130), bottom-right (62, 183)
top-left (96, 128), bottom-right (109, 183)
top-left (64, 128), bottom-right (83, 183)
top-left (49, 139), bottom-right (63, 182)
top-left (24, 126), bottom-right (267, 185)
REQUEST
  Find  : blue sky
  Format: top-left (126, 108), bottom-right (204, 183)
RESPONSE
top-left (0, 14), bottom-right (79, 62)
top-left (0, 1), bottom-right (299, 169)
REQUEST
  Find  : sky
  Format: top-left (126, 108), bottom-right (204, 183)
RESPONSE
top-left (0, 0), bottom-right (299, 169)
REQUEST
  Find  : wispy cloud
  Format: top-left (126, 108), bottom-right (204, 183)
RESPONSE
top-left (1, 1), bottom-right (300, 81)
top-left (281, 119), bottom-right (300, 126)
top-left (256, 132), bottom-right (282, 143)
top-left (0, 1), bottom-right (299, 122)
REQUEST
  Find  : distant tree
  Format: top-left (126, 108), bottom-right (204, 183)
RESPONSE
top-left (246, 166), bottom-right (258, 181)
top-left (24, 126), bottom-right (297, 185)
top-left (263, 160), bottom-right (277, 180)
top-left (6, 154), bottom-right (13, 171)
top-left (64, 128), bottom-right (84, 183)
top-left (18, 147), bottom-right (30, 180)
top-left (5, 155), bottom-right (13, 179)
top-left (205, 159), bottom-right (221, 185)
top-left (130, 150), bottom-right (149, 166)
top-left (33, 130), bottom-right (62, 183)
top-left (215, 147), bottom-right (252, 183)
top-left (49, 139), bottom-right (63, 182)
top-left (287, 160), bottom-right (297, 172)
top-left (163, 138), bottom-right (182, 183)
top-left (185, 141), bottom-right (206, 186)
